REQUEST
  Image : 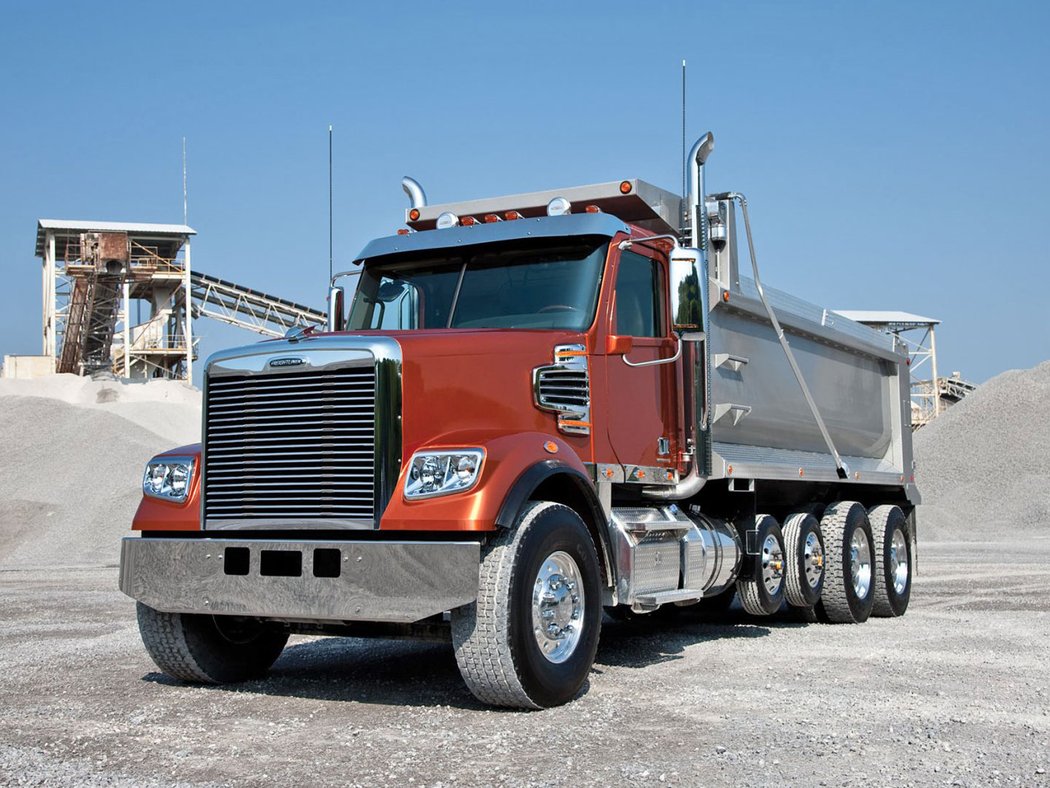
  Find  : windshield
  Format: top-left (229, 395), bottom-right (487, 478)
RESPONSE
top-left (347, 237), bottom-right (608, 331)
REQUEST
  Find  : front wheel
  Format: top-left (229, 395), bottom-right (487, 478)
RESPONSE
top-left (451, 501), bottom-right (602, 709)
top-left (136, 603), bottom-right (288, 683)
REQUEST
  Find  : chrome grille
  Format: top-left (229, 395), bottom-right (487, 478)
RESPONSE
top-left (203, 364), bottom-right (377, 525)
top-left (532, 344), bottom-right (591, 436)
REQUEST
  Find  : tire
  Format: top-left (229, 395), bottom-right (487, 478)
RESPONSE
top-left (869, 505), bottom-right (912, 617)
top-left (136, 602), bottom-right (288, 683)
top-left (738, 514), bottom-right (786, 616)
top-left (815, 502), bottom-right (876, 624)
top-left (782, 513), bottom-right (825, 608)
top-left (451, 501), bottom-right (602, 709)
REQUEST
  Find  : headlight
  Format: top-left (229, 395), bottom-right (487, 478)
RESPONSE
top-left (404, 449), bottom-right (484, 499)
top-left (142, 456), bottom-right (196, 503)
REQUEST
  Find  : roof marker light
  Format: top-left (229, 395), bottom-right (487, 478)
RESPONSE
top-left (547, 196), bottom-right (572, 217)
top-left (461, 216), bottom-right (478, 226)
top-left (619, 180), bottom-right (633, 194)
top-left (436, 212), bottom-right (459, 229)
top-left (397, 228), bottom-right (411, 236)
top-left (408, 208), bottom-right (421, 221)
top-left (483, 214), bottom-right (502, 223)
top-left (504, 210), bottom-right (524, 221)
top-left (584, 205), bottom-right (601, 214)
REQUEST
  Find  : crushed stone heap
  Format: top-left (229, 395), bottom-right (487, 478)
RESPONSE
top-left (913, 360), bottom-right (1050, 541)
top-left (0, 375), bottom-right (201, 568)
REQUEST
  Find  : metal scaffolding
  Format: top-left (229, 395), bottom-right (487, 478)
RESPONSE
top-left (32, 219), bottom-right (326, 381)
top-left (834, 310), bottom-right (976, 429)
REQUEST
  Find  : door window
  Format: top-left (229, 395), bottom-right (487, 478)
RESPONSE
top-left (614, 250), bottom-right (664, 337)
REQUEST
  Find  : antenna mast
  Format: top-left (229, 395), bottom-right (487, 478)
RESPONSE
top-left (328, 125), bottom-right (334, 282)
top-left (681, 59), bottom-right (687, 228)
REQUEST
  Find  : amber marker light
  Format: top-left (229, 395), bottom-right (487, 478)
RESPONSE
top-left (397, 229), bottom-right (410, 236)
top-left (505, 210), bottom-right (524, 221)
top-left (483, 214), bottom-right (501, 223)
top-left (584, 205), bottom-right (601, 214)
top-left (619, 180), bottom-right (632, 194)
top-left (543, 441), bottom-right (559, 454)
top-left (461, 216), bottom-right (478, 226)
top-left (409, 208), bottom-right (421, 221)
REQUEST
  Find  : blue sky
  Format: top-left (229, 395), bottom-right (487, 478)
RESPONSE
top-left (1, 1), bottom-right (1047, 383)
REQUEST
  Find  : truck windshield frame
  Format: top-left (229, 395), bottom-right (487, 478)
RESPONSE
top-left (347, 236), bottom-right (609, 332)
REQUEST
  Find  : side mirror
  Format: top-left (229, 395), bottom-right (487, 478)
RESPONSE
top-left (327, 286), bottom-right (345, 333)
top-left (669, 248), bottom-right (705, 337)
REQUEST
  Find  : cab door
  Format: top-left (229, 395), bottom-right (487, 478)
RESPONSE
top-left (604, 246), bottom-right (680, 471)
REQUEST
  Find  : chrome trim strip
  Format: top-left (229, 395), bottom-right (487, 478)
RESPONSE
top-left (119, 537), bottom-right (480, 624)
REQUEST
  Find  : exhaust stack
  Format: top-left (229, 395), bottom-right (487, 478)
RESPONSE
top-left (645, 132), bottom-right (714, 502)
top-left (401, 177), bottom-right (427, 209)
top-left (687, 132), bottom-right (714, 250)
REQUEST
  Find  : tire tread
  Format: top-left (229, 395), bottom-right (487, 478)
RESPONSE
top-left (451, 501), bottom-right (564, 709)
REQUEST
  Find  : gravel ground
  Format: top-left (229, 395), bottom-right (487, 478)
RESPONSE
top-left (1, 538), bottom-right (1047, 787)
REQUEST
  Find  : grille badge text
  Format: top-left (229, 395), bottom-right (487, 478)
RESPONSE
top-left (269, 357), bottom-right (306, 368)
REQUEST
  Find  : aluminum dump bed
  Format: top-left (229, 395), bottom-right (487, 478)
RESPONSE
top-left (706, 273), bottom-right (915, 498)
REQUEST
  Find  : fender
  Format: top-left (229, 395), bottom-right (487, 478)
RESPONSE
top-left (495, 459), bottom-right (603, 530)
top-left (495, 458), bottom-right (614, 589)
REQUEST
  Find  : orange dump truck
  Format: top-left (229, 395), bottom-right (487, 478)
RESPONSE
top-left (120, 134), bottom-right (918, 708)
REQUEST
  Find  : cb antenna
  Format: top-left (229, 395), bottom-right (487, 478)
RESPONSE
top-left (328, 124), bottom-right (334, 282)
top-left (681, 59), bottom-right (687, 229)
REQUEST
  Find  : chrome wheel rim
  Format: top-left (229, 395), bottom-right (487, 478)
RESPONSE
top-left (532, 551), bottom-right (585, 664)
top-left (803, 531), bottom-right (824, 589)
top-left (890, 527), bottom-right (909, 595)
top-left (850, 530), bottom-right (873, 599)
top-left (761, 533), bottom-right (785, 595)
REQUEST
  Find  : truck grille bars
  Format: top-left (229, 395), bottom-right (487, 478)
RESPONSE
top-left (203, 364), bottom-right (377, 527)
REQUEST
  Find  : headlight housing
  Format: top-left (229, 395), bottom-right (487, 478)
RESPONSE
top-left (404, 449), bottom-right (484, 500)
top-left (142, 456), bottom-right (196, 503)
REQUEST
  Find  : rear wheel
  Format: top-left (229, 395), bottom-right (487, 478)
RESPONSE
top-left (869, 505), bottom-right (912, 617)
top-left (738, 514), bottom-right (786, 616)
top-left (782, 513), bottom-right (825, 609)
top-left (136, 603), bottom-right (288, 683)
top-left (452, 501), bottom-right (602, 709)
top-left (816, 502), bottom-right (876, 624)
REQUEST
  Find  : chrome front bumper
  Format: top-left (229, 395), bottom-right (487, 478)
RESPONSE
top-left (119, 537), bottom-right (480, 624)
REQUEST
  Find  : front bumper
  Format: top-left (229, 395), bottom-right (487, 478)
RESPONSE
top-left (119, 537), bottom-right (480, 623)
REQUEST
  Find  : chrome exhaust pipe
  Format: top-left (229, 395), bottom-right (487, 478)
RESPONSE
top-left (645, 132), bottom-right (715, 502)
top-left (687, 132), bottom-right (714, 250)
top-left (401, 176), bottom-right (427, 209)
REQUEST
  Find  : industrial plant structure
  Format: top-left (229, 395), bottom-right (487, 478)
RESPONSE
top-left (9, 219), bottom-right (326, 381)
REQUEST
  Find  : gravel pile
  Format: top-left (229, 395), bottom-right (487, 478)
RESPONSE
top-left (914, 360), bottom-right (1050, 541)
top-left (0, 375), bottom-right (200, 568)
